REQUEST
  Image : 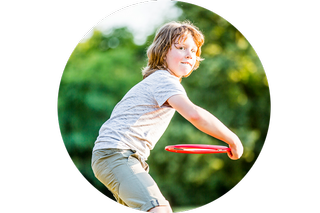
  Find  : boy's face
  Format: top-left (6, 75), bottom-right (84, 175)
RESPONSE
top-left (165, 34), bottom-right (197, 78)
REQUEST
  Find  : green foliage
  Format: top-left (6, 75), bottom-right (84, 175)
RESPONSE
top-left (58, 2), bottom-right (270, 208)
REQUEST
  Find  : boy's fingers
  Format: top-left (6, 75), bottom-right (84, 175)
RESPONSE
top-left (228, 149), bottom-right (240, 160)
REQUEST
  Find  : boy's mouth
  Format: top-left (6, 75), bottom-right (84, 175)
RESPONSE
top-left (181, 62), bottom-right (192, 67)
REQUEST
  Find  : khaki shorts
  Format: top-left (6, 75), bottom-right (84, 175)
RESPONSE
top-left (91, 148), bottom-right (170, 211)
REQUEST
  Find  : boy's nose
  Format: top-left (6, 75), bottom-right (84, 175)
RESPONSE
top-left (186, 51), bottom-right (193, 59)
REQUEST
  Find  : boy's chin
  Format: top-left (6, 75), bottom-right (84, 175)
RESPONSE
top-left (182, 69), bottom-right (193, 76)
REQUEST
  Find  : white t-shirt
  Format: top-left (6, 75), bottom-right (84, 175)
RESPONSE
top-left (93, 70), bottom-right (187, 160)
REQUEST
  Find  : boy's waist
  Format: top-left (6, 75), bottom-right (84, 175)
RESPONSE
top-left (93, 139), bottom-right (149, 161)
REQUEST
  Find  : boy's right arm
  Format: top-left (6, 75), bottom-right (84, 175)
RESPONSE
top-left (167, 94), bottom-right (243, 160)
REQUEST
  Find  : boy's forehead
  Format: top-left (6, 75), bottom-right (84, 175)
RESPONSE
top-left (175, 34), bottom-right (197, 47)
top-left (176, 33), bottom-right (190, 43)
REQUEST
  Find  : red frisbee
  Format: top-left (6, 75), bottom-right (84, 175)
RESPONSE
top-left (165, 144), bottom-right (230, 154)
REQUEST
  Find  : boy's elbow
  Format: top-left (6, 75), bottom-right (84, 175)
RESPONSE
top-left (186, 107), bottom-right (201, 123)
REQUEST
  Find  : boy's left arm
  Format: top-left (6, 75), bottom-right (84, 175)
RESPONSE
top-left (167, 94), bottom-right (243, 160)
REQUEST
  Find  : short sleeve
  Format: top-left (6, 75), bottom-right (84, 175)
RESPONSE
top-left (151, 71), bottom-right (187, 107)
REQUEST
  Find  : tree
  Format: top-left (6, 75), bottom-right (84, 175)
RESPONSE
top-left (147, 2), bottom-right (270, 206)
top-left (58, 1), bottom-right (270, 208)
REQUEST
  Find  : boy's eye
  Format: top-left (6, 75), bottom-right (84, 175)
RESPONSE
top-left (174, 44), bottom-right (197, 53)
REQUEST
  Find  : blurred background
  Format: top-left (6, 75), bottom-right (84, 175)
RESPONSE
top-left (58, 1), bottom-right (270, 212)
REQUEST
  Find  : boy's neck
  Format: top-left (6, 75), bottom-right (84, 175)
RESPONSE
top-left (166, 68), bottom-right (182, 81)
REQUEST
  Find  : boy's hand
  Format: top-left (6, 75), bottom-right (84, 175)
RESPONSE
top-left (227, 140), bottom-right (243, 160)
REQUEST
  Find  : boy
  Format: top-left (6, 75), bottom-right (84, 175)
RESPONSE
top-left (92, 21), bottom-right (243, 213)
